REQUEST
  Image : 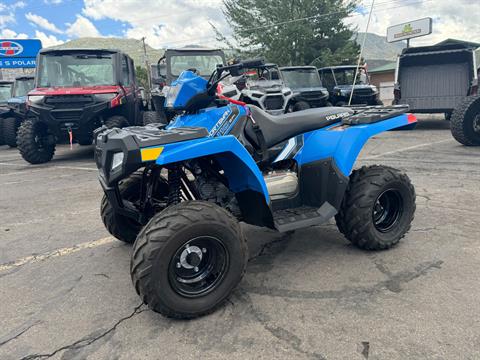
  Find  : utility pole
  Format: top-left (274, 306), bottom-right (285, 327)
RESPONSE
top-left (141, 37), bottom-right (152, 106)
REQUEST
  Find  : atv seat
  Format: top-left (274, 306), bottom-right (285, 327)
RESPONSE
top-left (245, 105), bottom-right (354, 148)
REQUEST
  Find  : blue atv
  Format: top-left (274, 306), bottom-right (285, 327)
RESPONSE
top-left (94, 60), bottom-right (417, 319)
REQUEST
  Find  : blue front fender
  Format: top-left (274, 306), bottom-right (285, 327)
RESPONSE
top-left (151, 135), bottom-right (270, 203)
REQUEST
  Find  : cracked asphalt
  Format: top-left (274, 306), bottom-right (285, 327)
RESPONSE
top-left (1, 116), bottom-right (479, 359)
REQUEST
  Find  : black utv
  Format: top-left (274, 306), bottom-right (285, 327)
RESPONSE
top-left (18, 48), bottom-right (143, 164)
top-left (279, 66), bottom-right (330, 110)
top-left (318, 65), bottom-right (382, 106)
top-left (0, 80), bottom-right (14, 146)
top-left (0, 76), bottom-right (35, 147)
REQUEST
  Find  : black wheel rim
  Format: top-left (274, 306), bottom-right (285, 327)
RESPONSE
top-left (372, 189), bottom-right (403, 233)
top-left (169, 236), bottom-right (229, 298)
top-left (33, 123), bottom-right (50, 151)
top-left (473, 115), bottom-right (480, 134)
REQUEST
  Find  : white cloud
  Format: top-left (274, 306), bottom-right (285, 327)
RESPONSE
top-left (44, 0), bottom-right (63, 4)
top-left (34, 30), bottom-right (63, 47)
top-left (66, 14), bottom-right (101, 38)
top-left (349, 0), bottom-right (480, 46)
top-left (25, 12), bottom-right (62, 34)
top-left (82, 0), bottom-right (228, 49)
top-left (0, 28), bottom-right (28, 39)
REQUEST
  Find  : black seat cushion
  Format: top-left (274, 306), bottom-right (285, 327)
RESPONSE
top-left (245, 105), bottom-right (354, 148)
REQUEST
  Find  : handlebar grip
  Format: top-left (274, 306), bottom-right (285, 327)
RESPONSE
top-left (240, 59), bottom-right (265, 68)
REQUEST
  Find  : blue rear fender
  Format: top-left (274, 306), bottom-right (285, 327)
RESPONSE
top-left (295, 113), bottom-right (414, 176)
top-left (150, 135), bottom-right (270, 203)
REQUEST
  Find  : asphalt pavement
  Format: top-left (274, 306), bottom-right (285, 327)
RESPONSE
top-left (0, 116), bottom-right (479, 359)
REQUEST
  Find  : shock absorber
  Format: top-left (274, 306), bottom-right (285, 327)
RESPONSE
top-left (168, 164), bottom-right (181, 205)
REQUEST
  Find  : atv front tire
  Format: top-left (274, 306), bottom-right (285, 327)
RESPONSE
top-left (450, 95), bottom-right (480, 146)
top-left (3, 117), bottom-right (19, 147)
top-left (131, 201), bottom-right (248, 319)
top-left (105, 115), bottom-right (129, 129)
top-left (17, 120), bottom-right (55, 164)
top-left (336, 165), bottom-right (415, 250)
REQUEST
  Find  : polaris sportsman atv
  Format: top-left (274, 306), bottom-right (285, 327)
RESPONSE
top-left (319, 65), bottom-right (383, 106)
top-left (0, 76), bottom-right (35, 147)
top-left (0, 80), bottom-right (14, 146)
top-left (279, 66), bottom-right (330, 110)
top-left (95, 59), bottom-right (417, 319)
top-left (18, 48), bottom-right (143, 164)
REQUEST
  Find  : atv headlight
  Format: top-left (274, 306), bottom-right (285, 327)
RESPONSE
top-left (95, 93), bottom-right (117, 102)
top-left (28, 95), bottom-right (44, 104)
top-left (111, 152), bottom-right (124, 172)
top-left (165, 84), bottom-right (182, 108)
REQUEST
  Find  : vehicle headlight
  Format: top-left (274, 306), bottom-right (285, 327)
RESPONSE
top-left (96, 93), bottom-right (117, 102)
top-left (165, 84), bottom-right (181, 107)
top-left (111, 152), bottom-right (124, 171)
top-left (28, 95), bottom-right (44, 104)
top-left (371, 86), bottom-right (378, 94)
top-left (283, 90), bottom-right (292, 96)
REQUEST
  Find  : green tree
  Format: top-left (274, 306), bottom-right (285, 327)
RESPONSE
top-left (135, 66), bottom-right (149, 88)
top-left (223, 0), bottom-right (360, 67)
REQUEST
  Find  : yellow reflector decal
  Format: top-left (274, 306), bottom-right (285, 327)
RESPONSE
top-left (141, 147), bottom-right (164, 162)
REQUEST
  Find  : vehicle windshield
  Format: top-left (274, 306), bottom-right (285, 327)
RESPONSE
top-left (0, 84), bottom-right (12, 102)
top-left (281, 68), bottom-right (322, 89)
top-left (37, 53), bottom-right (115, 87)
top-left (170, 54), bottom-right (224, 76)
top-left (13, 79), bottom-right (35, 97)
top-left (333, 68), bottom-right (369, 85)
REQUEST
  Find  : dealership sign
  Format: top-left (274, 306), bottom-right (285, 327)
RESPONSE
top-left (0, 39), bottom-right (42, 68)
top-left (387, 18), bottom-right (432, 43)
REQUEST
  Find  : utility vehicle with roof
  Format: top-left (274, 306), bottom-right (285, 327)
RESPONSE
top-left (0, 80), bottom-right (13, 146)
top-left (0, 76), bottom-right (35, 147)
top-left (95, 60), bottom-right (417, 319)
top-left (279, 66), bottom-right (330, 111)
top-left (319, 65), bottom-right (382, 106)
top-left (18, 48), bottom-right (143, 164)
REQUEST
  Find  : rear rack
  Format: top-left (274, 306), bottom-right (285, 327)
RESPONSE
top-left (342, 105), bottom-right (410, 125)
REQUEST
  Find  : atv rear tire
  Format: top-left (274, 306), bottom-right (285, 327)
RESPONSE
top-left (293, 101), bottom-right (310, 112)
top-left (450, 95), bottom-right (480, 146)
top-left (2, 117), bottom-right (19, 147)
top-left (101, 171), bottom-right (143, 244)
top-left (143, 111), bottom-right (165, 125)
top-left (17, 120), bottom-right (55, 164)
top-left (335, 165), bottom-right (415, 250)
top-left (131, 201), bottom-right (248, 319)
top-left (105, 115), bottom-right (129, 129)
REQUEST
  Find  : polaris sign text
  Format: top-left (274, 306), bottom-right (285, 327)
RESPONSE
top-left (387, 18), bottom-right (432, 43)
top-left (0, 39), bottom-right (42, 68)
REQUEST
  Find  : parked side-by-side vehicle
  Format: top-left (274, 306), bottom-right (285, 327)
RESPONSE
top-left (279, 66), bottom-right (330, 110)
top-left (19, 48), bottom-right (143, 164)
top-left (318, 65), bottom-right (382, 106)
top-left (0, 76), bottom-right (35, 147)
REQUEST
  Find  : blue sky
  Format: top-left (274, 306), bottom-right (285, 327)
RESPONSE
top-left (0, 0), bottom-right (478, 49)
